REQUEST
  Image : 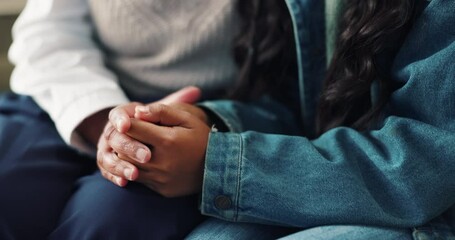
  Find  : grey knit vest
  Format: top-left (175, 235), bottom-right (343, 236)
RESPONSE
top-left (88, 0), bottom-right (240, 98)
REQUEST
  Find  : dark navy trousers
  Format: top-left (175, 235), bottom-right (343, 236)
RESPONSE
top-left (0, 93), bottom-right (204, 240)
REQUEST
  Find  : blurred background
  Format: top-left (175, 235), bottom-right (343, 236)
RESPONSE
top-left (0, 0), bottom-right (26, 91)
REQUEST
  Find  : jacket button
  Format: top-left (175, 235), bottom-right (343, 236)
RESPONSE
top-left (214, 195), bottom-right (232, 210)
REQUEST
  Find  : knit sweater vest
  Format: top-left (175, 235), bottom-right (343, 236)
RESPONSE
top-left (88, 0), bottom-right (240, 98)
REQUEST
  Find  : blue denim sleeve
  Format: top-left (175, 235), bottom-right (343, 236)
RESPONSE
top-left (198, 96), bottom-right (301, 135)
top-left (200, 1), bottom-right (455, 228)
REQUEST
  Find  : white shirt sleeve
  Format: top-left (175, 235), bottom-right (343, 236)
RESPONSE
top-left (8, 0), bottom-right (129, 149)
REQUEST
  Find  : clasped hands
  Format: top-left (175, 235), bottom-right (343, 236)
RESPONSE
top-left (96, 87), bottom-right (211, 197)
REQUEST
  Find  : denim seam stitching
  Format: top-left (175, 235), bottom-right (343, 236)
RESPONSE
top-left (234, 133), bottom-right (243, 221)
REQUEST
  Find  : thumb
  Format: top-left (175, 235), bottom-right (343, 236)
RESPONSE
top-left (158, 86), bottom-right (201, 105)
top-left (132, 104), bottom-right (193, 128)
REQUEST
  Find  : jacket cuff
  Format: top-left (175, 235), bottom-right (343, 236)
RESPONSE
top-left (200, 131), bottom-right (242, 221)
top-left (197, 101), bottom-right (243, 133)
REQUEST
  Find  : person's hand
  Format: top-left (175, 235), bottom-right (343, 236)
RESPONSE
top-left (110, 86), bottom-right (202, 133)
top-left (97, 114), bottom-right (145, 186)
top-left (96, 87), bottom-right (202, 187)
top-left (125, 104), bottom-right (211, 197)
top-left (135, 102), bottom-right (210, 126)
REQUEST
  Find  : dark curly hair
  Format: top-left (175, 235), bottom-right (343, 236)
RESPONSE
top-left (317, 0), bottom-right (415, 134)
top-left (229, 0), bottom-right (296, 100)
top-left (232, 0), bottom-right (416, 135)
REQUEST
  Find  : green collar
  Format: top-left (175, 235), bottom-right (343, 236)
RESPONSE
top-left (325, 0), bottom-right (344, 65)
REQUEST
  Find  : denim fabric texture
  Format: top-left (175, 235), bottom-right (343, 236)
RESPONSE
top-left (280, 225), bottom-right (413, 240)
top-left (412, 213), bottom-right (455, 240)
top-left (196, 0), bottom-right (455, 237)
top-left (185, 218), bottom-right (297, 240)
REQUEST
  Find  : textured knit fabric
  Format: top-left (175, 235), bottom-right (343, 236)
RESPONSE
top-left (9, 0), bottom-right (241, 145)
top-left (88, 0), bottom-right (240, 98)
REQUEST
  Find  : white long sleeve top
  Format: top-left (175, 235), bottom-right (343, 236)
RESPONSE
top-left (8, 0), bottom-right (239, 148)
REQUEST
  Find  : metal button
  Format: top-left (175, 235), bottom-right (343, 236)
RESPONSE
top-left (214, 195), bottom-right (232, 210)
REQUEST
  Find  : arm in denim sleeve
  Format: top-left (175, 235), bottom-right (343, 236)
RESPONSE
top-left (198, 96), bottom-right (301, 135)
top-left (200, 1), bottom-right (455, 228)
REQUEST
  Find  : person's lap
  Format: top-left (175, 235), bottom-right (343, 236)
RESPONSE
top-left (187, 207), bottom-right (455, 239)
top-left (49, 171), bottom-right (204, 240)
top-left (0, 93), bottom-right (95, 239)
top-left (186, 218), bottom-right (414, 240)
top-left (0, 93), bottom-right (204, 239)
top-left (279, 225), bottom-right (412, 240)
top-left (185, 218), bottom-right (297, 240)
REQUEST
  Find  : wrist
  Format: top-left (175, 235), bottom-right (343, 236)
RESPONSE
top-left (76, 108), bottom-right (112, 146)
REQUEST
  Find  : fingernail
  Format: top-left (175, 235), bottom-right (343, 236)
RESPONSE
top-left (116, 177), bottom-right (124, 186)
top-left (124, 168), bottom-right (133, 180)
top-left (135, 106), bottom-right (149, 114)
top-left (136, 148), bottom-right (148, 163)
top-left (116, 117), bottom-right (125, 132)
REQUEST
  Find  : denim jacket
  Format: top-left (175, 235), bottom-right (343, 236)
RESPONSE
top-left (198, 0), bottom-right (455, 228)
